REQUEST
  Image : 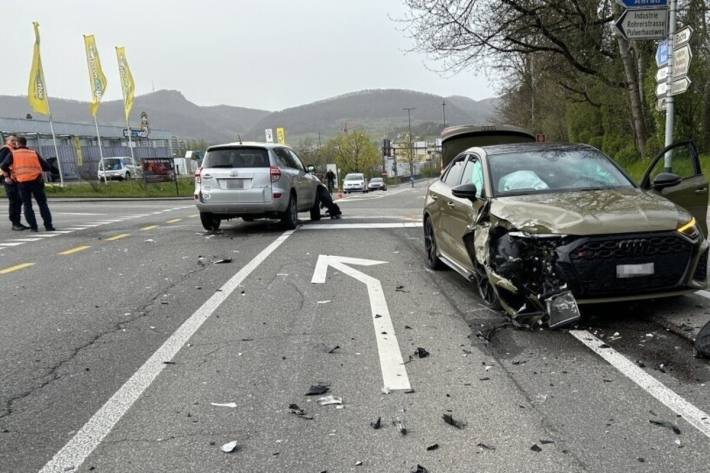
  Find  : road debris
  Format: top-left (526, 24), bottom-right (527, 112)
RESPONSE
top-left (540, 439), bottom-right (555, 444)
top-left (210, 402), bottom-right (237, 408)
top-left (477, 442), bottom-right (496, 451)
top-left (410, 465), bottom-right (429, 473)
top-left (442, 413), bottom-right (466, 429)
top-left (649, 419), bottom-right (681, 435)
top-left (288, 403), bottom-right (313, 420)
top-left (317, 300), bottom-right (332, 304)
top-left (374, 314), bottom-right (382, 318)
top-left (393, 417), bottom-right (408, 435)
top-left (694, 320), bottom-right (710, 358)
top-left (318, 395), bottom-right (343, 406)
top-left (395, 285), bottom-right (409, 293)
top-left (327, 345), bottom-right (341, 354)
top-left (530, 444), bottom-right (542, 452)
top-left (306, 384), bottom-right (330, 396)
top-left (355, 461), bottom-right (363, 466)
top-left (426, 443), bottom-right (439, 451)
top-left (220, 440), bottom-right (239, 453)
top-left (213, 258), bottom-right (232, 264)
top-left (370, 417), bottom-right (382, 429)
top-left (414, 347), bottom-right (430, 358)
top-left (162, 361), bottom-right (176, 365)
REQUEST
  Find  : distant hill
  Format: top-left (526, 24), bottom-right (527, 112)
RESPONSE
top-left (0, 88), bottom-right (499, 144)
top-left (247, 89), bottom-right (500, 142)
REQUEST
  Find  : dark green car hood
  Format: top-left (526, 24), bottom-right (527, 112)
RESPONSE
top-left (491, 187), bottom-right (687, 235)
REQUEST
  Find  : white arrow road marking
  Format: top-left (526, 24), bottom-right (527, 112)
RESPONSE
top-left (312, 255), bottom-right (411, 391)
top-left (571, 330), bottom-right (710, 439)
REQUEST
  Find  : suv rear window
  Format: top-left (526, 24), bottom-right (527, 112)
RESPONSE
top-left (203, 147), bottom-right (270, 168)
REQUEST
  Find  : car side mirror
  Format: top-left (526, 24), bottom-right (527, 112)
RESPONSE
top-left (652, 172), bottom-right (682, 190)
top-left (452, 183), bottom-right (478, 201)
top-left (306, 165), bottom-right (315, 173)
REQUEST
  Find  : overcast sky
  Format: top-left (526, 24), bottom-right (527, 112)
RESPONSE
top-left (5, 0), bottom-right (497, 111)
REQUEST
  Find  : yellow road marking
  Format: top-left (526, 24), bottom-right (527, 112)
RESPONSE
top-left (165, 218), bottom-right (182, 224)
top-left (0, 262), bottom-right (35, 274)
top-left (141, 225), bottom-right (158, 231)
top-left (105, 233), bottom-right (130, 241)
top-left (58, 245), bottom-right (91, 256)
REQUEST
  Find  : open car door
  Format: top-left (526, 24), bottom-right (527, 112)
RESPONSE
top-left (640, 141), bottom-right (708, 237)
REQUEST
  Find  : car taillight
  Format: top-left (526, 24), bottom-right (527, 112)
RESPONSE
top-left (270, 166), bottom-right (281, 183)
top-left (194, 167), bottom-right (202, 184)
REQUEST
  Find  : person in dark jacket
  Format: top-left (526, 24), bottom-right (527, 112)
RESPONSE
top-left (0, 135), bottom-right (29, 231)
top-left (0, 136), bottom-right (55, 232)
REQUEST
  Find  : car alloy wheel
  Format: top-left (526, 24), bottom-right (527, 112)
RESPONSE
top-left (424, 217), bottom-right (444, 270)
top-left (474, 268), bottom-right (501, 309)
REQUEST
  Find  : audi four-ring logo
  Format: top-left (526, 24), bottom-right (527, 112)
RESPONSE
top-left (617, 239), bottom-right (648, 255)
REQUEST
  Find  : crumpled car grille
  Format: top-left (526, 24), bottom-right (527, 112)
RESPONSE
top-left (559, 233), bottom-right (694, 298)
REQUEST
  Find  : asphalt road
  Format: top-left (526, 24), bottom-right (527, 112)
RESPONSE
top-left (1, 185), bottom-right (710, 472)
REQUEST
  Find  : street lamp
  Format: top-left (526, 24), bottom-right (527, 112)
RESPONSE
top-left (403, 107), bottom-right (415, 182)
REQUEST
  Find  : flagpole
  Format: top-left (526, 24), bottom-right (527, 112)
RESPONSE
top-left (46, 113), bottom-right (64, 186)
top-left (126, 121), bottom-right (135, 162)
top-left (93, 115), bottom-right (107, 184)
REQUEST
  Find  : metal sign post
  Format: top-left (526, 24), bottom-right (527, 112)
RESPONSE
top-left (663, 0), bottom-right (677, 171)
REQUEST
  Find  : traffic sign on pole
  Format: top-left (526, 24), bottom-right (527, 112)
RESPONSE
top-left (672, 44), bottom-right (692, 78)
top-left (656, 66), bottom-right (669, 82)
top-left (615, 9), bottom-right (668, 41)
top-left (656, 98), bottom-right (667, 112)
top-left (656, 77), bottom-right (691, 97)
top-left (656, 40), bottom-right (669, 67)
top-left (673, 26), bottom-right (692, 46)
top-left (616, 0), bottom-right (668, 8)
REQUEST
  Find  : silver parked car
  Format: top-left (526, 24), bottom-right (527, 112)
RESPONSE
top-left (343, 173), bottom-right (367, 193)
top-left (194, 142), bottom-right (322, 230)
top-left (98, 157), bottom-right (141, 181)
top-left (367, 177), bottom-right (387, 191)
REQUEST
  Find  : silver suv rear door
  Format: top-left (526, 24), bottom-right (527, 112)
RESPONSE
top-left (200, 146), bottom-right (272, 204)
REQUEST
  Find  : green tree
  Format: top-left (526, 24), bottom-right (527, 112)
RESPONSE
top-left (324, 130), bottom-right (381, 178)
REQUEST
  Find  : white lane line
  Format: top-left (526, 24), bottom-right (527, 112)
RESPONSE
top-left (695, 290), bottom-right (710, 299)
top-left (8, 238), bottom-right (43, 242)
top-left (0, 242), bottom-right (24, 247)
top-left (40, 230), bottom-right (295, 473)
top-left (49, 231), bottom-right (74, 234)
top-left (54, 212), bottom-right (106, 216)
top-left (302, 223), bottom-right (422, 230)
top-left (570, 330), bottom-right (710, 438)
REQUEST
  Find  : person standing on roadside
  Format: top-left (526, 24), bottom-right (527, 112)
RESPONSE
top-left (0, 135), bottom-right (29, 231)
top-left (0, 136), bottom-right (55, 232)
top-left (326, 169), bottom-right (336, 194)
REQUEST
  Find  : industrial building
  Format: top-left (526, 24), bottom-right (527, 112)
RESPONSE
top-left (0, 116), bottom-right (180, 179)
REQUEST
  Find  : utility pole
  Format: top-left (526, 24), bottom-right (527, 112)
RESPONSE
top-left (403, 107), bottom-right (415, 183)
top-left (442, 100), bottom-right (446, 128)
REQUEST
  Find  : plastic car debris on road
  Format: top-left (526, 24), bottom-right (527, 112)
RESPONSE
top-left (210, 402), bottom-right (237, 408)
top-left (220, 440), bottom-right (239, 453)
top-left (410, 465), bottom-right (429, 473)
top-left (442, 413), bottom-right (466, 429)
top-left (289, 403), bottom-right (314, 420)
top-left (370, 417), bottom-right (382, 429)
top-left (414, 347), bottom-right (430, 358)
top-left (306, 384), bottom-right (330, 396)
top-left (393, 417), bottom-right (408, 435)
top-left (694, 320), bottom-right (710, 358)
top-left (318, 395), bottom-right (343, 406)
top-left (649, 419), bottom-right (681, 435)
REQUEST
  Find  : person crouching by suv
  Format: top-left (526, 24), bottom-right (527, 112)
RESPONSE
top-left (0, 136), bottom-right (55, 232)
top-left (0, 134), bottom-right (30, 231)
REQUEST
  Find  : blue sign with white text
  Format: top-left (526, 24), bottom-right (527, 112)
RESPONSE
top-left (617, 0), bottom-right (668, 8)
top-left (656, 40), bottom-right (669, 67)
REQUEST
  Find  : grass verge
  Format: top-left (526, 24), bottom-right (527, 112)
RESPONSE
top-left (0, 178), bottom-right (194, 198)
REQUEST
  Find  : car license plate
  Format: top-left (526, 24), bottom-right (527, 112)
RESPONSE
top-left (219, 179), bottom-right (248, 190)
top-left (616, 263), bottom-right (654, 278)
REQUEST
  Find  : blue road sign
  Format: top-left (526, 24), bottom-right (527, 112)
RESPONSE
top-left (617, 0), bottom-right (668, 8)
top-left (656, 40), bottom-right (669, 67)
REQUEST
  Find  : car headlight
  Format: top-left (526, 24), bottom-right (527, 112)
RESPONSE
top-left (677, 217), bottom-right (700, 241)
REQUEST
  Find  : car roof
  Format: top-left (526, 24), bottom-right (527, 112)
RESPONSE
top-left (473, 142), bottom-right (598, 157)
top-left (207, 142), bottom-right (289, 150)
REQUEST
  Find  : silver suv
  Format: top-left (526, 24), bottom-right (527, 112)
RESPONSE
top-left (194, 142), bottom-right (321, 230)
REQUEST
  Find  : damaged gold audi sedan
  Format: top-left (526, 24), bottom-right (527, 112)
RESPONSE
top-left (424, 140), bottom-right (709, 328)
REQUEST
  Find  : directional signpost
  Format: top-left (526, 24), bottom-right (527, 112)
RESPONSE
top-left (656, 40), bottom-right (669, 67)
top-left (616, 0), bottom-right (668, 6)
top-left (615, 9), bottom-right (668, 40)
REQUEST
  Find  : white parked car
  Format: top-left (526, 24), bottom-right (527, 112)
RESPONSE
top-left (98, 157), bottom-right (141, 181)
top-left (343, 173), bottom-right (367, 193)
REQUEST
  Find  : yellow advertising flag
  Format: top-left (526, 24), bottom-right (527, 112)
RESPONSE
top-left (83, 34), bottom-right (108, 117)
top-left (115, 47), bottom-right (135, 122)
top-left (27, 22), bottom-right (49, 115)
top-left (276, 127), bottom-right (286, 144)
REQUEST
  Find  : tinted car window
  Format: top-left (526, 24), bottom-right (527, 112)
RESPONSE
top-left (203, 147), bottom-right (270, 168)
top-left (443, 158), bottom-right (465, 186)
top-left (489, 148), bottom-right (633, 196)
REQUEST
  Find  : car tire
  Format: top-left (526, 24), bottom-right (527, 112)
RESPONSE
top-left (310, 199), bottom-right (321, 221)
top-left (474, 267), bottom-right (501, 310)
top-left (424, 217), bottom-right (445, 270)
top-left (200, 212), bottom-right (221, 231)
top-left (281, 193), bottom-right (298, 229)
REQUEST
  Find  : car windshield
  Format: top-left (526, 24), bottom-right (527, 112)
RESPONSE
top-left (203, 147), bottom-right (269, 168)
top-left (103, 159), bottom-right (123, 170)
top-left (345, 174), bottom-right (364, 181)
top-left (488, 148), bottom-right (634, 196)
top-left (370, 178), bottom-right (383, 183)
